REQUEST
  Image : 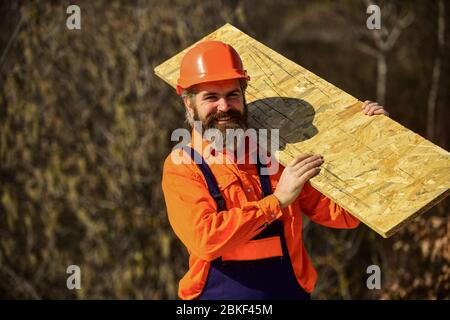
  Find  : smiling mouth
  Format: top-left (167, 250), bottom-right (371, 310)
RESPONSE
top-left (216, 117), bottom-right (232, 123)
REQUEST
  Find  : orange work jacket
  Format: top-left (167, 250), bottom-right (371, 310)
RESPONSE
top-left (162, 128), bottom-right (360, 299)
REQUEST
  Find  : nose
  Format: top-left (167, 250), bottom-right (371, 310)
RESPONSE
top-left (216, 97), bottom-right (231, 112)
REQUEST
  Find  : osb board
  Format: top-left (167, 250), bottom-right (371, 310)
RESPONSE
top-left (154, 23), bottom-right (450, 238)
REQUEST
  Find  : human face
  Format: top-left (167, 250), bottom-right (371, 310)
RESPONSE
top-left (184, 79), bottom-right (247, 133)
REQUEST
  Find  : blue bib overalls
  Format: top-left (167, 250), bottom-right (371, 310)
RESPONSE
top-left (183, 146), bottom-right (310, 300)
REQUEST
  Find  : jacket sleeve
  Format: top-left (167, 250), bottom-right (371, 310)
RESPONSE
top-left (161, 155), bottom-right (283, 262)
top-left (298, 182), bottom-right (360, 229)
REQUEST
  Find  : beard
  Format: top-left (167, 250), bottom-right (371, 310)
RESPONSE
top-left (200, 107), bottom-right (248, 133)
top-left (187, 104), bottom-right (249, 151)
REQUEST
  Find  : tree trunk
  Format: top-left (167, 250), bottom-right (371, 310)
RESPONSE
top-left (376, 51), bottom-right (387, 106)
top-left (426, 0), bottom-right (445, 141)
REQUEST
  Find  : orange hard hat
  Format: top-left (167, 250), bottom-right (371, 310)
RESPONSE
top-left (176, 41), bottom-right (250, 95)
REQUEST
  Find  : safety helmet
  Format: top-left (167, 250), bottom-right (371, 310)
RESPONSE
top-left (176, 40), bottom-right (250, 95)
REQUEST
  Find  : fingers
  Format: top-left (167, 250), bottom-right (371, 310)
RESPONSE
top-left (362, 100), bottom-right (386, 116)
top-left (293, 155), bottom-right (323, 177)
top-left (288, 154), bottom-right (313, 167)
top-left (292, 154), bottom-right (322, 169)
top-left (300, 166), bottom-right (321, 181)
top-left (368, 106), bottom-right (383, 115)
top-left (373, 108), bottom-right (390, 116)
top-left (367, 105), bottom-right (385, 115)
top-left (363, 102), bottom-right (379, 114)
top-left (362, 100), bottom-right (374, 109)
top-left (362, 100), bottom-right (378, 107)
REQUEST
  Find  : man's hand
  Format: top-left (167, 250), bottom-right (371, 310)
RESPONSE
top-left (362, 100), bottom-right (389, 116)
top-left (274, 154), bottom-right (323, 209)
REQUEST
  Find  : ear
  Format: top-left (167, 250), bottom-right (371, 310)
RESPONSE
top-left (183, 95), bottom-right (195, 118)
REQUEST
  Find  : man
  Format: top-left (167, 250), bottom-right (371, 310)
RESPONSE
top-left (162, 41), bottom-right (388, 300)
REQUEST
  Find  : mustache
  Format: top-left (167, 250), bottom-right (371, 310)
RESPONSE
top-left (206, 110), bottom-right (243, 123)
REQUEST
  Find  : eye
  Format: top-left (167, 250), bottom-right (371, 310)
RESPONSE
top-left (204, 95), bottom-right (217, 101)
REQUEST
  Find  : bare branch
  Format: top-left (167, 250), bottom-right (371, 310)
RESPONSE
top-left (385, 11), bottom-right (415, 50)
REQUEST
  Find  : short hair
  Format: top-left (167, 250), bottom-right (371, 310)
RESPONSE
top-left (181, 79), bottom-right (248, 103)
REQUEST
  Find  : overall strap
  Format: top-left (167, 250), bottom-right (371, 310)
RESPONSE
top-left (182, 146), bottom-right (272, 210)
top-left (182, 146), bottom-right (226, 212)
top-left (252, 152), bottom-right (281, 241)
top-left (256, 154), bottom-right (273, 196)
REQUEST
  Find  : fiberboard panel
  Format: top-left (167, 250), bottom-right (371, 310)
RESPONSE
top-left (154, 23), bottom-right (450, 238)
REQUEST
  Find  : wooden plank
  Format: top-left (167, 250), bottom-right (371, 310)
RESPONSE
top-left (154, 23), bottom-right (450, 238)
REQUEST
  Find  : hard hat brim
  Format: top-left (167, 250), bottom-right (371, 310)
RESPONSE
top-left (176, 71), bottom-right (250, 95)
